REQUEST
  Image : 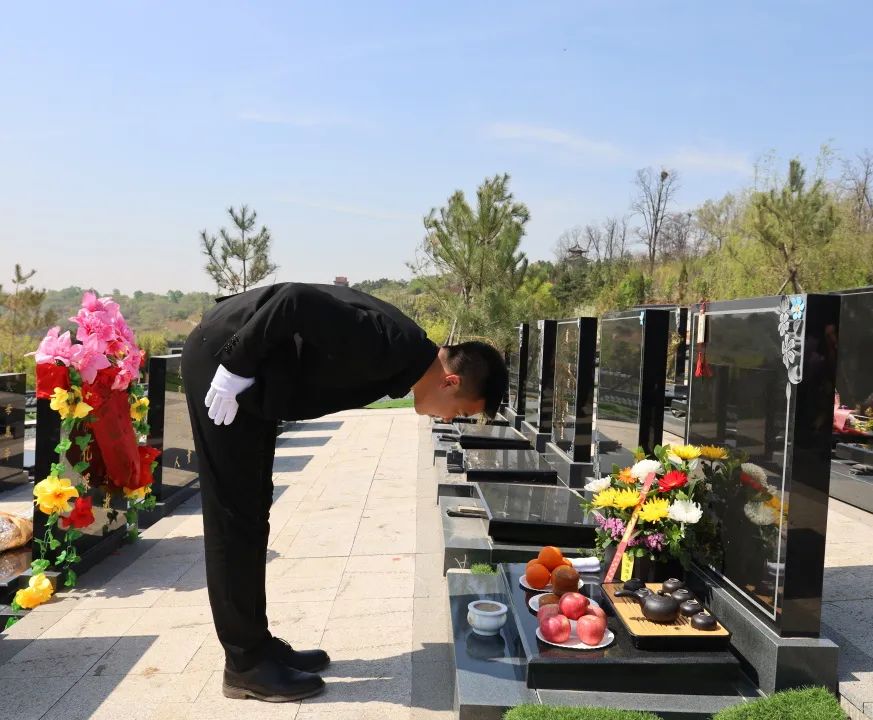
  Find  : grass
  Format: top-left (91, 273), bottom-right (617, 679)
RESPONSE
top-left (471, 563), bottom-right (497, 575)
top-left (364, 397), bottom-right (415, 410)
top-left (505, 708), bottom-right (662, 720)
top-left (712, 687), bottom-right (846, 719)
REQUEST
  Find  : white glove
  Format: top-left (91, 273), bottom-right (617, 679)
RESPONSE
top-left (204, 364), bottom-right (255, 426)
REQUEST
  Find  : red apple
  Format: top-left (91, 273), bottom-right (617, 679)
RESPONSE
top-left (585, 605), bottom-right (607, 622)
top-left (577, 615), bottom-right (607, 646)
top-left (540, 614), bottom-right (572, 643)
top-left (537, 604), bottom-right (562, 624)
top-left (558, 592), bottom-right (590, 621)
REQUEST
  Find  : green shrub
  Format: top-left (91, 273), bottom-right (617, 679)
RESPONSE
top-left (471, 563), bottom-right (497, 575)
top-left (504, 706), bottom-right (662, 720)
top-left (713, 687), bottom-right (846, 720)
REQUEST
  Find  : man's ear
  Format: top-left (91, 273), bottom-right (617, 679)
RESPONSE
top-left (442, 373), bottom-right (461, 389)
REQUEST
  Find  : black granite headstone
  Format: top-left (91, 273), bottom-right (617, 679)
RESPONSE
top-left (687, 294), bottom-right (839, 637)
top-left (523, 320), bottom-right (557, 433)
top-left (454, 424), bottom-right (530, 450)
top-left (147, 354), bottom-right (199, 503)
top-left (0, 373), bottom-right (26, 491)
top-left (508, 323), bottom-right (529, 416)
top-left (464, 449), bottom-right (557, 484)
top-left (594, 309), bottom-right (669, 478)
top-left (550, 318), bottom-right (597, 463)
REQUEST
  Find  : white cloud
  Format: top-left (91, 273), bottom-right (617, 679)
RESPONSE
top-left (280, 197), bottom-right (415, 222)
top-left (664, 147), bottom-right (753, 175)
top-left (486, 122), bottom-right (626, 161)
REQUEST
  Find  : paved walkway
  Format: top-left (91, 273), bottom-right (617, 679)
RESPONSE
top-left (0, 410), bottom-right (453, 720)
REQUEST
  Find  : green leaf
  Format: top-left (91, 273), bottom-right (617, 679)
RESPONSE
top-left (126, 528), bottom-right (140, 543)
top-left (49, 537), bottom-right (61, 550)
top-left (61, 417), bottom-right (75, 433)
top-left (46, 513), bottom-right (58, 527)
top-left (73, 461), bottom-right (90, 474)
top-left (125, 509), bottom-right (137, 525)
top-left (31, 559), bottom-right (51, 574)
top-left (65, 529), bottom-right (83, 542)
top-left (55, 550), bottom-right (68, 564)
top-left (74, 433), bottom-right (93, 451)
top-left (64, 569), bottom-right (77, 587)
top-left (54, 439), bottom-right (73, 454)
top-left (50, 463), bottom-right (66, 477)
top-left (4, 616), bottom-right (19, 630)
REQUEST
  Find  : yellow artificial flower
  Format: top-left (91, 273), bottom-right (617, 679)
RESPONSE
top-left (766, 496), bottom-right (782, 510)
top-left (638, 497), bottom-right (670, 522)
top-left (123, 485), bottom-right (151, 501)
top-left (669, 444), bottom-right (702, 461)
top-left (130, 396), bottom-right (150, 422)
top-left (699, 445), bottom-right (729, 461)
top-left (33, 476), bottom-right (79, 515)
top-left (49, 387), bottom-right (72, 419)
top-left (613, 488), bottom-right (642, 510)
top-left (592, 488), bottom-right (618, 509)
top-left (71, 400), bottom-right (93, 420)
top-left (14, 573), bottom-right (54, 609)
top-left (617, 467), bottom-right (636, 485)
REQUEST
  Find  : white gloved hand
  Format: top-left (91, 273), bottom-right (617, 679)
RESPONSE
top-left (204, 364), bottom-right (256, 426)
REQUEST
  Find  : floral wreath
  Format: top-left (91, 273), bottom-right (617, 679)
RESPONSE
top-left (7, 293), bottom-right (160, 621)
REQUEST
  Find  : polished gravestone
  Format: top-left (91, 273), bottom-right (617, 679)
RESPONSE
top-left (685, 294), bottom-right (840, 693)
top-left (452, 424), bottom-right (531, 450)
top-left (663, 307), bottom-right (689, 446)
top-left (147, 354), bottom-right (199, 512)
top-left (594, 308), bottom-right (669, 478)
top-left (0, 373), bottom-right (27, 491)
top-left (521, 319), bottom-right (557, 451)
top-left (464, 449), bottom-right (557, 485)
top-left (830, 288), bottom-right (873, 511)
top-left (477, 483), bottom-right (595, 547)
top-left (544, 317), bottom-right (597, 488)
top-left (504, 323), bottom-right (529, 430)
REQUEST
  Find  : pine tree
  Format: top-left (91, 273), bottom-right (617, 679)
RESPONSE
top-left (0, 265), bottom-right (57, 378)
top-left (200, 205), bottom-right (278, 294)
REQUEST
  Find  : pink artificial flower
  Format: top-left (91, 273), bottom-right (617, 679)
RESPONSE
top-left (70, 308), bottom-right (115, 349)
top-left (112, 347), bottom-right (143, 391)
top-left (81, 292), bottom-right (106, 313)
top-left (69, 334), bottom-right (111, 384)
top-left (32, 327), bottom-right (74, 365)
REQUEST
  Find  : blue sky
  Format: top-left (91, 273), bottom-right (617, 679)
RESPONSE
top-left (1, 1), bottom-right (870, 293)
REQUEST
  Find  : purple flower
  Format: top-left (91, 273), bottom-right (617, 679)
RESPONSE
top-left (643, 533), bottom-right (667, 552)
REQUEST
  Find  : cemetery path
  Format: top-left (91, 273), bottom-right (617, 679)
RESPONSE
top-left (0, 410), bottom-right (453, 720)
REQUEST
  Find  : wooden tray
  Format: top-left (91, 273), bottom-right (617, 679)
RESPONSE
top-left (601, 583), bottom-right (731, 651)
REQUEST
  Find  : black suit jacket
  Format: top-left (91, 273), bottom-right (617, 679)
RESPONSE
top-left (200, 283), bottom-right (438, 421)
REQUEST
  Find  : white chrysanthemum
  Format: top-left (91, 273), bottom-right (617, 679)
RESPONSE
top-left (584, 477), bottom-right (612, 493)
top-left (765, 482), bottom-right (779, 496)
top-left (667, 452), bottom-right (682, 465)
top-left (631, 459), bottom-right (663, 480)
top-left (743, 501), bottom-right (779, 526)
top-left (741, 463), bottom-right (768, 485)
top-left (668, 499), bottom-right (703, 524)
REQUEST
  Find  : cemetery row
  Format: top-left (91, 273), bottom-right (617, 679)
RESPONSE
top-left (435, 288), bottom-right (873, 719)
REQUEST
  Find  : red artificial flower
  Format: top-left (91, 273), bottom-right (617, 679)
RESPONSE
top-left (81, 366), bottom-right (121, 410)
top-left (61, 496), bottom-right (95, 529)
top-left (658, 470), bottom-right (689, 493)
top-left (35, 363), bottom-right (71, 400)
top-left (136, 445), bottom-right (161, 489)
top-left (739, 473), bottom-right (764, 493)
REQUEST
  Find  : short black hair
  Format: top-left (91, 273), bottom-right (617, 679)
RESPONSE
top-left (443, 341), bottom-right (508, 419)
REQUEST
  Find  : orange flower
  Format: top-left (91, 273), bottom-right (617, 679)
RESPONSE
top-left (617, 467), bottom-right (636, 485)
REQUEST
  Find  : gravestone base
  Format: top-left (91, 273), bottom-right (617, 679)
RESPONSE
top-left (465, 448), bottom-right (558, 485)
top-left (544, 441), bottom-right (593, 490)
top-left (520, 420), bottom-right (551, 453)
top-left (687, 566), bottom-right (839, 695)
top-left (830, 457), bottom-right (873, 514)
top-left (503, 407), bottom-right (525, 431)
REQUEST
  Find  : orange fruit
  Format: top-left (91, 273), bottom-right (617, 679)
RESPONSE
top-left (559, 558), bottom-right (573, 568)
top-left (537, 546), bottom-right (565, 571)
top-left (551, 565), bottom-right (580, 596)
top-left (525, 562), bottom-right (551, 590)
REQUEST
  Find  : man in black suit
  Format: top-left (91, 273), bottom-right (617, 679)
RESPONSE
top-left (182, 282), bottom-right (507, 702)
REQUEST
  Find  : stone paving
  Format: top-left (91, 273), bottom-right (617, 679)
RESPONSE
top-left (1, 409), bottom-right (872, 719)
top-left (0, 409), bottom-right (453, 720)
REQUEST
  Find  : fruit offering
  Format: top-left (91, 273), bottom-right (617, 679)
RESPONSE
top-left (577, 614), bottom-right (608, 645)
top-left (551, 564), bottom-right (580, 596)
top-left (537, 604), bottom-right (562, 623)
top-left (525, 561), bottom-right (551, 590)
top-left (558, 592), bottom-right (590, 620)
top-left (539, 614), bottom-right (572, 644)
top-left (538, 593), bottom-right (560, 607)
top-left (537, 546), bottom-right (566, 571)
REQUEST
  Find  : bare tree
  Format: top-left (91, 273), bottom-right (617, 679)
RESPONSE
top-left (631, 168), bottom-right (679, 274)
top-left (841, 150), bottom-right (873, 232)
top-left (601, 215), bottom-right (629, 261)
top-left (659, 211), bottom-right (695, 259)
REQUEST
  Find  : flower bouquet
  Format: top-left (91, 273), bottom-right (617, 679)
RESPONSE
top-left (581, 444), bottom-right (729, 573)
top-left (11, 293), bottom-right (160, 619)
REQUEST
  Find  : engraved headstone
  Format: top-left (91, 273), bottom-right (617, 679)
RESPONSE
top-left (0, 373), bottom-right (26, 491)
top-left (523, 320), bottom-right (557, 433)
top-left (507, 323), bottom-right (529, 416)
top-left (550, 317), bottom-right (597, 463)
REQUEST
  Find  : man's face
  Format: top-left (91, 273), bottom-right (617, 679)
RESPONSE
top-left (413, 373), bottom-right (486, 422)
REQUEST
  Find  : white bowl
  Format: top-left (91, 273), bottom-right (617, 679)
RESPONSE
top-left (467, 600), bottom-right (508, 636)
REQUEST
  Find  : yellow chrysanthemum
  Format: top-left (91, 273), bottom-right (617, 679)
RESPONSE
top-left (592, 488), bottom-right (618, 509)
top-left (638, 497), bottom-right (670, 522)
top-left (699, 445), bottom-right (729, 461)
top-left (612, 488), bottom-right (642, 510)
top-left (49, 387), bottom-right (72, 419)
top-left (669, 444), bottom-right (702, 461)
top-left (766, 496), bottom-right (782, 510)
top-left (617, 467), bottom-right (636, 485)
top-left (123, 485), bottom-right (151, 501)
top-left (33, 476), bottom-right (79, 515)
top-left (14, 573), bottom-right (54, 609)
top-left (130, 397), bottom-right (150, 422)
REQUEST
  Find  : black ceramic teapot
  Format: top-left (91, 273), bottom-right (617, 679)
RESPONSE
top-left (615, 587), bottom-right (680, 624)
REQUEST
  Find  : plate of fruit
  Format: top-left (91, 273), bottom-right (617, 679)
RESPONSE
top-left (528, 591), bottom-right (600, 615)
top-left (536, 601), bottom-right (614, 650)
top-left (521, 547), bottom-right (583, 594)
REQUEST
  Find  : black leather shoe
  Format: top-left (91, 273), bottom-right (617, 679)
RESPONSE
top-left (267, 636), bottom-right (331, 673)
top-left (223, 657), bottom-right (325, 702)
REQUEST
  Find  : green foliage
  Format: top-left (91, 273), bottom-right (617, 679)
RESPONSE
top-left (364, 398), bottom-right (415, 409)
top-left (470, 563), bottom-right (497, 575)
top-left (712, 687), bottom-right (846, 720)
top-left (200, 204), bottom-right (278, 293)
top-left (0, 265), bottom-right (57, 383)
top-left (504, 707), bottom-right (662, 720)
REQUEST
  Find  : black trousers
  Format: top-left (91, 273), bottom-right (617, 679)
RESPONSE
top-left (182, 323), bottom-right (278, 671)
